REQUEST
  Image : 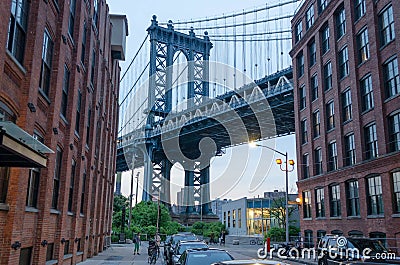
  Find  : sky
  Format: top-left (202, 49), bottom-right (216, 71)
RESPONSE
top-left (107, 0), bottom-right (298, 203)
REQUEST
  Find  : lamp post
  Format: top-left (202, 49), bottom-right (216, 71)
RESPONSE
top-left (250, 142), bottom-right (295, 244)
top-left (135, 172), bottom-right (140, 207)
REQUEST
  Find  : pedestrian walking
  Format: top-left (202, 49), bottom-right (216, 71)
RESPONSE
top-left (133, 232), bottom-right (141, 255)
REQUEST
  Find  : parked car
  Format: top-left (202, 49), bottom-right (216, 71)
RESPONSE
top-left (317, 235), bottom-right (400, 265)
top-left (211, 260), bottom-right (291, 265)
top-left (164, 233), bottom-right (199, 265)
top-left (176, 248), bottom-right (234, 265)
top-left (171, 240), bottom-right (209, 265)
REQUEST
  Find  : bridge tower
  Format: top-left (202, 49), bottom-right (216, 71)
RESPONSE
top-left (143, 16), bottom-right (213, 215)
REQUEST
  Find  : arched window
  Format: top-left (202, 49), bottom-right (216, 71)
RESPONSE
top-left (348, 230), bottom-right (363, 237)
top-left (331, 229), bottom-right (343, 236)
top-left (0, 100), bottom-right (17, 203)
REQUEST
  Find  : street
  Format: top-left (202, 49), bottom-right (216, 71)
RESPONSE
top-left (78, 242), bottom-right (314, 265)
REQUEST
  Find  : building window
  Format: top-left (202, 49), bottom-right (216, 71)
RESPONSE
top-left (326, 101), bottom-right (335, 131)
top-left (303, 190), bottom-right (312, 218)
top-left (347, 180), bottom-right (360, 216)
top-left (364, 123), bottom-right (378, 159)
top-left (227, 211), bottom-right (231, 228)
top-left (80, 173), bottom-right (86, 214)
top-left (305, 230), bottom-right (313, 248)
top-left (68, 0), bottom-right (76, 39)
top-left (321, 24), bottom-right (330, 54)
top-left (238, 208), bottom-right (242, 228)
top-left (354, 0), bottom-right (366, 21)
top-left (297, 53), bottom-right (304, 78)
top-left (39, 29), bottom-right (54, 97)
top-left (389, 112), bottom-right (400, 152)
top-left (7, 0), bottom-right (29, 64)
top-left (315, 188), bottom-right (325, 218)
top-left (81, 23), bottom-right (87, 65)
top-left (314, 147), bottom-right (322, 175)
top-left (324, 62), bottom-right (332, 91)
top-left (301, 119), bottom-right (308, 144)
top-left (76, 238), bottom-right (82, 252)
top-left (75, 90), bottom-right (82, 134)
top-left (295, 21), bottom-right (303, 43)
top-left (328, 141), bottom-right (338, 171)
top-left (223, 212), bottom-right (226, 226)
top-left (379, 5), bottom-right (395, 47)
top-left (336, 6), bottom-right (346, 39)
top-left (0, 103), bottom-right (16, 204)
top-left (313, 110), bottom-right (320, 138)
top-left (86, 107), bottom-right (91, 146)
top-left (302, 153), bottom-right (309, 179)
top-left (341, 89), bottom-right (352, 122)
top-left (26, 168), bottom-right (40, 208)
top-left (93, 0), bottom-right (99, 27)
top-left (306, 5), bottom-right (314, 30)
top-left (330, 184), bottom-right (341, 217)
top-left (361, 75), bottom-right (374, 112)
top-left (299, 85), bottom-right (306, 110)
top-left (90, 49), bottom-right (96, 87)
top-left (309, 41), bottom-right (316, 67)
top-left (232, 209), bottom-right (236, 228)
top-left (64, 240), bottom-right (70, 255)
top-left (338, 47), bottom-right (349, 79)
top-left (311, 74), bottom-right (318, 101)
top-left (357, 28), bottom-right (369, 64)
top-left (317, 230), bottom-right (327, 244)
top-left (52, 147), bottom-right (62, 209)
top-left (68, 160), bottom-right (76, 212)
top-left (383, 57), bottom-right (399, 99)
top-left (344, 133), bottom-right (356, 166)
top-left (366, 175), bottom-right (384, 215)
top-left (46, 243), bottom-right (54, 261)
top-left (61, 65), bottom-right (70, 119)
top-left (19, 247), bottom-right (32, 265)
top-left (393, 171), bottom-right (400, 213)
top-left (0, 167), bottom-right (10, 204)
top-left (318, 0), bottom-right (329, 14)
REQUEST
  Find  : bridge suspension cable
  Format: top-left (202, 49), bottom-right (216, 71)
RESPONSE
top-left (119, 34), bottom-right (149, 82)
top-left (159, 0), bottom-right (300, 25)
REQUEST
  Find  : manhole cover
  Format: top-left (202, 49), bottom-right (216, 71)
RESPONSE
top-left (107, 256), bottom-right (123, 261)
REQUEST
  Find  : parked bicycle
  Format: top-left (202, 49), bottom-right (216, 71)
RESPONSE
top-left (250, 238), bottom-right (264, 245)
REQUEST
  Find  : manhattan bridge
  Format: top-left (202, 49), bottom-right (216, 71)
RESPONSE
top-left (116, 0), bottom-right (301, 221)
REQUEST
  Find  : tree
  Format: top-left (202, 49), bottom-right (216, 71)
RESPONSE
top-left (267, 197), bottom-right (297, 229)
top-left (131, 201), bottom-right (171, 229)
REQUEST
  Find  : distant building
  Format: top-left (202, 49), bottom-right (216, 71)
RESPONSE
top-left (291, 0), bottom-right (400, 250)
top-left (221, 192), bottom-right (299, 236)
top-left (175, 188), bottom-right (185, 214)
top-left (211, 198), bottom-right (231, 221)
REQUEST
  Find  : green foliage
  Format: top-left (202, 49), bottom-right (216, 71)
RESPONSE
top-left (266, 225), bottom-right (301, 242)
top-left (131, 201), bottom-right (171, 228)
top-left (190, 221), bottom-right (226, 238)
top-left (266, 227), bottom-right (285, 242)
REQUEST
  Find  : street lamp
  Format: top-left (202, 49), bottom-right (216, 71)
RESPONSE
top-left (249, 142), bottom-right (295, 244)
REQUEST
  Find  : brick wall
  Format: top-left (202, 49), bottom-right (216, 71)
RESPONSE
top-left (0, 0), bottom-right (121, 263)
top-left (291, 0), bottom-right (400, 251)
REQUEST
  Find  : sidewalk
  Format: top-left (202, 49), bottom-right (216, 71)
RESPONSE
top-left (78, 242), bottom-right (163, 265)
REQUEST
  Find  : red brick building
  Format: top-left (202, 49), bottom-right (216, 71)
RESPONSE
top-left (291, 0), bottom-right (400, 252)
top-left (0, 0), bottom-right (127, 263)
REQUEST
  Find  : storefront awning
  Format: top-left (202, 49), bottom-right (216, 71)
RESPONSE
top-left (0, 121), bottom-right (53, 168)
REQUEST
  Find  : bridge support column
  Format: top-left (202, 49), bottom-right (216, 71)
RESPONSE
top-left (200, 166), bottom-right (211, 214)
top-left (142, 146), bottom-right (153, 202)
top-left (183, 166), bottom-right (195, 214)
